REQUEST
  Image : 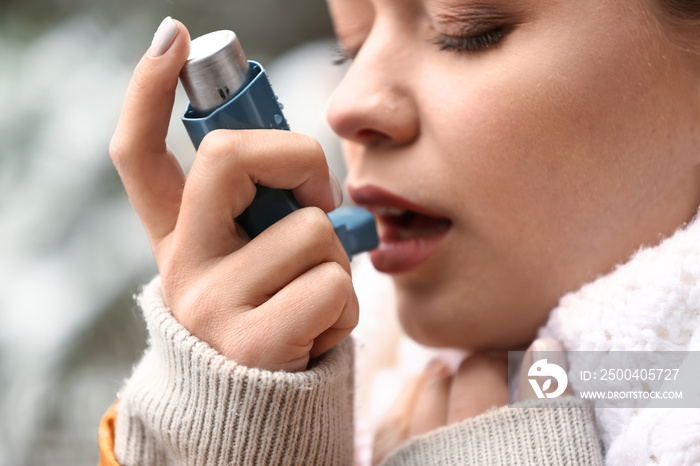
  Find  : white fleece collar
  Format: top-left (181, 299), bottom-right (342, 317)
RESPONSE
top-left (540, 208), bottom-right (700, 351)
top-left (539, 208), bottom-right (700, 465)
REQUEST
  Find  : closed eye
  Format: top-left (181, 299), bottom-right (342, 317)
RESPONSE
top-left (434, 27), bottom-right (506, 53)
top-left (332, 43), bottom-right (358, 66)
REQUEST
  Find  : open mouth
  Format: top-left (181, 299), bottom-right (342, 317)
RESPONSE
top-left (372, 206), bottom-right (452, 241)
top-left (348, 184), bottom-right (453, 274)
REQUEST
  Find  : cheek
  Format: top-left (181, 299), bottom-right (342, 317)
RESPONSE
top-left (397, 14), bottom-right (699, 348)
top-left (425, 19), bottom-right (686, 267)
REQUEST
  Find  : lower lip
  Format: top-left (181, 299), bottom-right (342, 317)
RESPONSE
top-left (370, 228), bottom-right (450, 274)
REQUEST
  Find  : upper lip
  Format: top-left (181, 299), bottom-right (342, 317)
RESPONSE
top-left (347, 184), bottom-right (449, 219)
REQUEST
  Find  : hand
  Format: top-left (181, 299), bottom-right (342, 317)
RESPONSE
top-left (372, 338), bottom-right (571, 465)
top-left (109, 19), bottom-right (356, 372)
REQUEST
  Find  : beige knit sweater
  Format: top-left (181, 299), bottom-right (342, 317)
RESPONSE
top-left (113, 277), bottom-right (603, 465)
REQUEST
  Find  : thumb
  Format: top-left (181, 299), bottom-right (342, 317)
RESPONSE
top-left (114, 17), bottom-right (191, 156)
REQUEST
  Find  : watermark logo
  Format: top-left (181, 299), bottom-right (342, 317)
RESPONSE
top-left (509, 351), bottom-right (696, 408)
top-left (528, 358), bottom-right (568, 399)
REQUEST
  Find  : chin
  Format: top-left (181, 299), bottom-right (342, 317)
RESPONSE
top-left (394, 286), bottom-right (540, 351)
top-left (395, 288), bottom-right (481, 349)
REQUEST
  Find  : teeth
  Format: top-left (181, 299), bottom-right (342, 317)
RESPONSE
top-left (374, 206), bottom-right (406, 216)
top-left (395, 222), bottom-right (450, 240)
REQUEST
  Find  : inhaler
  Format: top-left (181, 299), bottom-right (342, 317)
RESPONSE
top-left (178, 30), bottom-right (378, 258)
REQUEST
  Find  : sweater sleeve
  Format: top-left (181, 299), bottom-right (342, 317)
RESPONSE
top-left (113, 276), bottom-right (354, 466)
top-left (380, 397), bottom-right (604, 466)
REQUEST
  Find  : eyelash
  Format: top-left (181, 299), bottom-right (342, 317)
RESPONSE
top-left (332, 45), bottom-right (356, 66)
top-left (434, 27), bottom-right (506, 53)
top-left (332, 26), bottom-right (506, 66)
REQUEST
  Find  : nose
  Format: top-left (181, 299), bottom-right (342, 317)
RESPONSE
top-left (326, 29), bottom-right (420, 147)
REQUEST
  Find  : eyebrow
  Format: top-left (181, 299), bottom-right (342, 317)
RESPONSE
top-left (433, 1), bottom-right (511, 24)
top-left (326, 0), bottom-right (374, 46)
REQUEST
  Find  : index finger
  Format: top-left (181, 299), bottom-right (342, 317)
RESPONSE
top-left (109, 18), bottom-right (191, 244)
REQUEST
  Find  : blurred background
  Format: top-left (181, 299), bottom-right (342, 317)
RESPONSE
top-left (0, 1), bottom-right (346, 464)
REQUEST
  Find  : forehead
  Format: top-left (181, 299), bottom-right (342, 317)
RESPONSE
top-left (325, 0), bottom-right (542, 12)
top-left (324, 0), bottom-right (537, 38)
top-left (325, 0), bottom-right (653, 34)
top-left (325, 0), bottom-right (550, 32)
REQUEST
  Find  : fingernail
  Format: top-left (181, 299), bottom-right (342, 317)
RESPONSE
top-left (532, 338), bottom-right (568, 370)
top-left (329, 169), bottom-right (343, 209)
top-left (149, 17), bottom-right (178, 57)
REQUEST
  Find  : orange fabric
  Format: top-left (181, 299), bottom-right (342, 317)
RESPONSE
top-left (98, 401), bottom-right (121, 466)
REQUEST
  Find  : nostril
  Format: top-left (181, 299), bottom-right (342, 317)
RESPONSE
top-left (355, 128), bottom-right (389, 145)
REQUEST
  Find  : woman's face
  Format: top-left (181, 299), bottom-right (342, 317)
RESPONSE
top-left (325, 0), bottom-right (700, 349)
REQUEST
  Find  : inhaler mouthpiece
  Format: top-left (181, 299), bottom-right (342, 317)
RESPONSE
top-left (180, 30), bottom-right (249, 113)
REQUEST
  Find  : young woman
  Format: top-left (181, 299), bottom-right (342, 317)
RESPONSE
top-left (101, 0), bottom-right (700, 464)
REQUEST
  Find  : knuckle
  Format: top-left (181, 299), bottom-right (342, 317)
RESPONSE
top-left (108, 135), bottom-right (127, 169)
top-left (321, 261), bottom-right (353, 294)
top-left (176, 282), bottom-right (220, 332)
top-left (130, 63), bottom-right (151, 94)
top-left (294, 133), bottom-right (326, 171)
top-left (298, 207), bottom-right (336, 246)
top-left (197, 129), bottom-right (239, 162)
top-left (347, 288), bottom-right (360, 323)
top-left (296, 133), bottom-right (324, 158)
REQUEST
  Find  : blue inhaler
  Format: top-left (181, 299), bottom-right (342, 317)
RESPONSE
top-left (179, 30), bottom-right (378, 258)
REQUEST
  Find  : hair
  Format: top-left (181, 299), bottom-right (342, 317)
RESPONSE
top-left (657, 0), bottom-right (700, 21)
top-left (653, 0), bottom-right (700, 51)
